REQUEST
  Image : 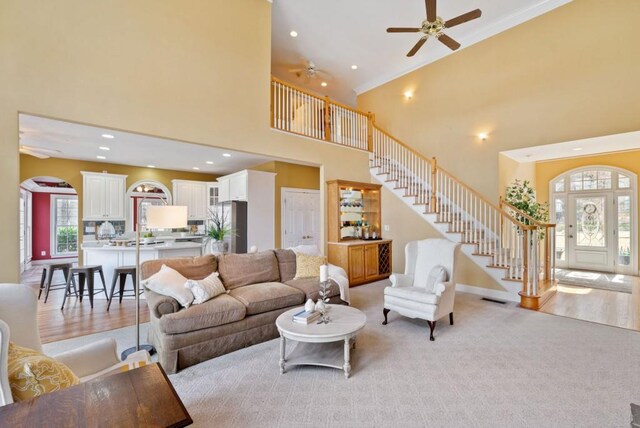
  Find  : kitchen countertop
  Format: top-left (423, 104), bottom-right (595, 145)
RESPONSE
top-left (82, 242), bottom-right (204, 252)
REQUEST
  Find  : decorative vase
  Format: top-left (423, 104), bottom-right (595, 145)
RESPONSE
top-left (210, 240), bottom-right (228, 254)
top-left (315, 299), bottom-right (326, 313)
top-left (304, 299), bottom-right (315, 312)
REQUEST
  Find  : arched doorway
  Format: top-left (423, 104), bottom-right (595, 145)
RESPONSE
top-left (126, 180), bottom-right (171, 232)
top-left (19, 176), bottom-right (78, 272)
top-left (550, 166), bottom-right (637, 274)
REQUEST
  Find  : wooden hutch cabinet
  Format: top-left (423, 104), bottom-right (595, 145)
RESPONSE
top-left (326, 180), bottom-right (392, 286)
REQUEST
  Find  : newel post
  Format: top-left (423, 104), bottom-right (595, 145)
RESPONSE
top-left (323, 96), bottom-right (331, 142)
top-left (544, 225), bottom-right (552, 280)
top-left (367, 112), bottom-right (375, 152)
top-left (430, 157), bottom-right (438, 213)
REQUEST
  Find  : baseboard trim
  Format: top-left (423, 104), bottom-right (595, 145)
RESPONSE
top-left (456, 283), bottom-right (520, 303)
top-left (31, 257), bottom-right (78, 266)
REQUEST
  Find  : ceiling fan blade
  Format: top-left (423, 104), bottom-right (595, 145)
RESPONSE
top-left (438, 33), bottom-right (461, 51)
top-left (445, 9), bottom-right (482, 28)
top-left (407, 36), bottom-right (428, 57)
top-left (387, 27), bottom-right (421, 33)
top-left (426, 0), bottom-right (437, 22)
top-left (288, 68), bottom-right (305, 73)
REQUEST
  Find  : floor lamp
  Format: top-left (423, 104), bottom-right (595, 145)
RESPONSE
top-left (121, 201), bottom-right (188, 360)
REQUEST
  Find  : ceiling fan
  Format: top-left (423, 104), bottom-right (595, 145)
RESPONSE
top-left (387, 0), bottom-right (481, 57)
top-left (288, 60), bottom-right (331, 81)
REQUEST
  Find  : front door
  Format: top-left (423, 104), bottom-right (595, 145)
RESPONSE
top-left (567, 194), bottom-right (612, 272)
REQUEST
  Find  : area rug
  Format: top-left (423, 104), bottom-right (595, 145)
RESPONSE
top-left (44, 281), bottom-right (640, 427)
top-left (554, 268), bottom-right (634, 293)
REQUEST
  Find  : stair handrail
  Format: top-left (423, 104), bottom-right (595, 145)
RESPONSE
top-left (499, 197), bottom-right (556, 228)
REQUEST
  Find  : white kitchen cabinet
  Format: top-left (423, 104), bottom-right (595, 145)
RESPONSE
top-left (216, 170), bottom-right (276, 251)
top-left (172, 180), bottom-right (208, 220)
top-left (81, 172), bottom-right (127, 220)
top-left (207, 182), bottom-right (219, 210)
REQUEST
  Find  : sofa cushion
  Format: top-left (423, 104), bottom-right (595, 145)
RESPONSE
top-left (217, 251), bottom-right (280, 289)
top-left (158, 294), bottom-right (246, 335)
top-left (228, 282), bottom-right (305, 315)
top-left (294, 253), bottom-right (327, 279)
top-left (285, 278), bottom-right (340, 301)
top-left (275, 249), bottom-right (297, 282)
top-left (141, 254), bottom-right (217, 281)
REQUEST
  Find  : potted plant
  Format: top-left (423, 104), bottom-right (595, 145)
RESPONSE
top-left (206, 208), bottom-right (234, 253)
top-left (505, 179), bottom-right (550, 240)
top-left (141, 231), bottom-right (155, 245)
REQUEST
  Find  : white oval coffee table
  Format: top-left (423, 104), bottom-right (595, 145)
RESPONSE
top-left (276, 304), bottom-right (366, 379)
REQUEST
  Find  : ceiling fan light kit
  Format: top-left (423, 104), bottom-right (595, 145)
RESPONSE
top-left (386, 0), bottom-right (481, 57)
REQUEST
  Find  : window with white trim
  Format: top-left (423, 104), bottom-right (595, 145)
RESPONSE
top-left (52, 195), bottom-right (78, 256)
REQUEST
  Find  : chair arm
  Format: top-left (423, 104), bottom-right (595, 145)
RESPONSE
top-left (144, 287), bottom-right (180, 318)
top-left (434, 281), bottom-right (455, 297)
top-left (389, 273), bottom-right (413, 288)
top-left (53, 338), bottom-right (120, 379)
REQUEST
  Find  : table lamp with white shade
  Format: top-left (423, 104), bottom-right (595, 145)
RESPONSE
top-left (120, 201), bottom-right (188, 360)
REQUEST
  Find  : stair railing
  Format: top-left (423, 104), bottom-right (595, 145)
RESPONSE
top-left (270, 76), bottom-right (549, 297)
top-left (500, 197), bottom-right (557, 285)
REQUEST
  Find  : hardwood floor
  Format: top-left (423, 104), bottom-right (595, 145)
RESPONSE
top-left (540, 278), bottom-right (640, 332)
top-left (22, 265), bottom-right (149, 344)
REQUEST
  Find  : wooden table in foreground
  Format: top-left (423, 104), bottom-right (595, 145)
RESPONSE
top-left (0, 363), bottom-right (192, 428)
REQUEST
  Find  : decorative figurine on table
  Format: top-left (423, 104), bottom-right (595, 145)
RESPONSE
top-left (316, 264), bottom-right (331, 324)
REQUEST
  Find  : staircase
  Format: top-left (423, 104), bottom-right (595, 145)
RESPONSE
top-left (270, 77), bottom-right (557, 309)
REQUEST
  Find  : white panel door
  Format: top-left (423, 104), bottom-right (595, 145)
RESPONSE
top-left (84, 175), bottom-right (106, 219)
top-left (282, 189), bottom-right (320, 249)
top-left (105, 176), bottom-right (125, 219)
top-left (567, 194), bottom-right (613, 272)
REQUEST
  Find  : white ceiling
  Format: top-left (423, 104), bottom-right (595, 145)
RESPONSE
top-left (19, 114), bottom-right (274, 175)
top-left (502, 131), bottom-right (640, 163)
top-left (272, 0), bottom-right (571, 105)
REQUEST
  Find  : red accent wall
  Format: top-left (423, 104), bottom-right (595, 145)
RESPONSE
top-left (31, 192), bottom-right (78, 261)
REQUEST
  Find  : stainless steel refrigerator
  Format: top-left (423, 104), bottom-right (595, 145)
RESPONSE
top-left (218, 200), bottom-right (247, 253)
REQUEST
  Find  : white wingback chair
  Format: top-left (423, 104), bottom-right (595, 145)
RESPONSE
top-left (382, 239), bottom-right (460, 341)
top-left (0, 284), bottom-right (150, 406)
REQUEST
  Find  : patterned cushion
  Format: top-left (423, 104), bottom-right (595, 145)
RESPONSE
top-left (184, 272), bottom-right (227, 304)
top-left (294, 253), bottom-right (326, 280)
top-left (8, 342), bottom-right (80, 401)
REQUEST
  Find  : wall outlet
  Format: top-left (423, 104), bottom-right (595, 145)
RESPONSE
top-left (384, 225), bottom-right (390, 232)
top-left (41, 251), bottom-right (46, 256)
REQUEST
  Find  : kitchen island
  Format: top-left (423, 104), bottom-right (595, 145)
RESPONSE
top-left (82, 242), bottom-right (204, 287)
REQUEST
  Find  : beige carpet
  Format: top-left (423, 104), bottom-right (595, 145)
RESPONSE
top-left (44, 280), bottom-right (640, 427)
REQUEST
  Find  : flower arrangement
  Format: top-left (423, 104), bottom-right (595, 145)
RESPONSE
top-left (504, 179), bottom-right (549, 226)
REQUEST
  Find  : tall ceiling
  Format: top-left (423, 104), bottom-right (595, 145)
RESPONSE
top-left (272, 0), bottom-right (571, 105)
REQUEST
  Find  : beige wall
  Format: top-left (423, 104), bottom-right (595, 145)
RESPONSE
top-left (251, 161), bottom-right (320, 248)
top-left (358, 0), bottom-right (640, 287)
top-left (358, 0), bottom-right (640, 202)
top-left (0, 0), bottom-right (370, 282)
top-left (498, 155), bottom-right (536, 198)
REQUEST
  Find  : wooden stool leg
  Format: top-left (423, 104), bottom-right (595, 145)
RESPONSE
top-left (98, 268), bottom-right (108, 301)
top-left (61, 273), bottom-right (73, 310)
top-left (107, 272), bottom-right (119, 311)
top-left (119, 273), bottom-right (127, 304)
top-left (38, 268), bottom-right (47, 299)
top-left (62, 267), bottom-right (76, 297)
top-left (43, 267), bottom-right (55, 303)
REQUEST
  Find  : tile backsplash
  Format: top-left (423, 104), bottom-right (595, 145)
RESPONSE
top-left (82, 220), bottom-right (125, 238)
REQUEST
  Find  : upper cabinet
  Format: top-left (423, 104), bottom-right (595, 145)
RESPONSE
top-left (218, 171), bottom-right (251, 202)
top-left (82, 172), bottom-right (127, 221)
top-left (172, 180), bottom-right (208, 220)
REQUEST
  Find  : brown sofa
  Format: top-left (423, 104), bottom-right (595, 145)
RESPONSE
top-left (142, 249), bottom-right (344, 373)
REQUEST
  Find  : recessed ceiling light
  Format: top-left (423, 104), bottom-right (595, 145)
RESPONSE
top-left (289, 30), bottom-right (298, 38)
top-left (101, 134), bottom-right (115, 139)
top-left (147, 165), bottom-right (156, 168)
top-left (321, 82), bottom-right (328, 87)
top-left (351, 65), bottom-right (358, 70)
top-left (192, 167), bottom-right (200, 170)
top-left (573, 147), bottom-right (583, 151)
top-left (96, 155), bottom-right (106, 160)
top-left (222, 153), bottom-right (231, 157)
top-left (206, 161), bottom-right (214, 165)
top-left (99, 146), bottom-right (110, 151)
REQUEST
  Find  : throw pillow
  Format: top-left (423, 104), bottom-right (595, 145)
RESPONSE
top-left (289, 244), bottom-right (322, 257)
top-left (143, 264), bottom-right (194, 308)
top-left (426, 265), bottom-right (448, 292)
top-left (294, 253), bottom-right (327, 279)
top-left (8, 342), bottom-right (80, 401)
top-left (184, 272), bottom-right (227, 304)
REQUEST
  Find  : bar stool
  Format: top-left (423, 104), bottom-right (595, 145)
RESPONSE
top-left (61, 265), bottom-right (108, 310)
top-left (107, 266), bottom-right (140, 311)
top-left (38, 262), bottom-right (75, 303)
